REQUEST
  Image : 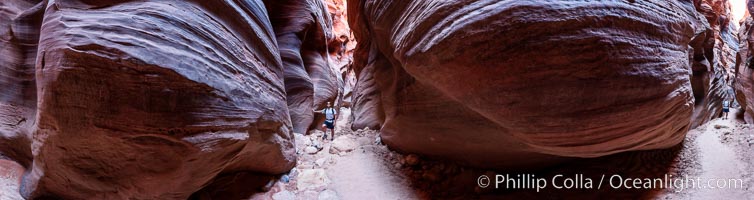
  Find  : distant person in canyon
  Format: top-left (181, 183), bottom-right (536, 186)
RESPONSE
top-left (722, 99), bottom-right (730, 120)
top-left (314, 102), bottom-right (338, 141)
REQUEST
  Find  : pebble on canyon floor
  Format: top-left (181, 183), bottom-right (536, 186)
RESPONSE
top-left (305, 146), bottom-right (319, 154)
top-left (280, 174), bottom-right (290, 183)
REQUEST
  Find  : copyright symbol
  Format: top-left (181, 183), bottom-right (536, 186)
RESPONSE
top-left (478, 175), bottom-right (490, 188)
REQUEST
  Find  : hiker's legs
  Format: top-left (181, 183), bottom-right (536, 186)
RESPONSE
top-left (323, 120), bottom-right (334, 140)
top-left (331, 121), bottom-right (336, 140)
top-left (322, 123), bottom-right (328, 140)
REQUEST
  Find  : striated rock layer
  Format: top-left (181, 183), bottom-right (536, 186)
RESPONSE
top-left (2, 0), bottom-right (297, 199)
top-left (0, 0), bottom-right (41, 168)
top-left (348, 0), bottom-right (709, 169)
top-left (346, 0), bottom-right (383, 130)
top-left (735, 1), bottom-right (754, 123)
top-left (265, 0), bottom-right (343, 134)
top-left (322, 0), bottom-right (367, 128)
top-left (689, 0), bottom-right (738, 127)
top-left (325, 0), bottom-right (357, 109)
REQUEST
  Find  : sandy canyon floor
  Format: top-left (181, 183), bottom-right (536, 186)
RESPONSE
top-left (250, 108), bottom-right (754, 200)
top-left (1, 108), bottom-right (753, 200)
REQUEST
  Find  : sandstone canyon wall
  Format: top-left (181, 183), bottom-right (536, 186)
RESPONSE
top-left (325, 0), bottom-right (356, 108)
top-left (0, 0), bottom-right (341, 198)
top-left (735, 1), bottom-right (754, 123)
top-left (265, 0), bottom-right (345, 134)
top-left (0, 0), bottom-right (746, 198)
top-left (690, 0), bottom-right (738, 127)
top-left (346, 0), bottom-right (384, 131)
top-left (1, 0), bottom-right (40, 169)
top-left (347, 0), bottom-right (730, 169)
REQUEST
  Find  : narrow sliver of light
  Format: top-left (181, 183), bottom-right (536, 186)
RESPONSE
top-left (730, 0), bottom-right (748, 27)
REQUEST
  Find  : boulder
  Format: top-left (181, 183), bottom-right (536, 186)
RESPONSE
top-left (296, 169), bottom-right (331, 191)
top-left (306, 146), bottom-right (320, 154)
top-left (329, 135), bottom-right (358, 154)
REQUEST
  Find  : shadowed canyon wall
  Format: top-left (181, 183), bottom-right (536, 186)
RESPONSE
top-left (325, 0), bottom-right (356, 108)
top-left (347, 0), bottom-right (736, 169)
top-left (735, 0), bottom-right (754, 123)
top-left (0, 0), bottom-right (745, 198)
top-left (690, 0), bottom-right (738, 127)
top-left (0, 0), bottom-right (342, 198)
top-left (322, 0), bottom-right (381, 131)
top-left (264, 0), bottom-right (345, 134)
top-left (0, 0), bottom-right (40, 169)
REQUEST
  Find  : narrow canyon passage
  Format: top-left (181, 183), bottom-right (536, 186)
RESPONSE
top-left (686, 109), bottom-right (751, 199)
top-left (247, 107), bottom-right (754, 199)
top-left (2, 0), bottom-right (754, 199)
top-left (693, 128), bottom-right (747, 198)
top-left (326, 145), bottom-right (417, 199)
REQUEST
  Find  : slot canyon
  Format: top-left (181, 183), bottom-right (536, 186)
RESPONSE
top-left (1, 0), bottom-right (753, 199)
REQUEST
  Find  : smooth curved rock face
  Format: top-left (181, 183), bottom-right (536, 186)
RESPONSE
top-left (326, 0), bottom-right (357, 109)
top-left (350, 57), bottom-right (383, 130)
top-left (689, 0), bottom-right (737, 127)
top-left (0, 0), bottom-right (42, 167)
top-left (7, 0), bottom-right (295, 199)
top-left (735, 1), bottom-right (754, 123)
top-left (349, 0), bottom-right (703, 168)
top-left (265, 0), bottom-right (343, 134)
top-left (323, 0), bottom-right (361, 128)
top-left (347, 2), bottom-right (383, 130)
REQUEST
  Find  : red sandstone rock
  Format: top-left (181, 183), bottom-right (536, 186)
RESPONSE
top-left (320, 0), bottom-right (378, 130)
top-left (325, 0), bottom-right (357, 109)
top-left (735, 1), bottom-right (754, 123)
top-left (0, 0), bottom-right (40, 168)
top-left (689, 0), bottom-right (738, 127)
top-left (265, 0), bottom-right (344, 134)
top-left (348, 0), bottom-right (708, 169)
top-left (2, 0), bottom-right (297, 199)
top-left (350, 61), bottom-right (384, 130)
top-left (347, 3), bottom-right (384, 130)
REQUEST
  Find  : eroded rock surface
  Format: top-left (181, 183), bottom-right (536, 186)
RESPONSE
top-left (0, 0), bottom-right (42, 168)
top-left (3, 0), bottom-right (298, 199)
top-left (348, 0), bottom-right (710, 168)
top-left (326, 0), bottom-right (357, 109)
top-left (735, 1), bottom-right (754, 123)
top-left (265, 0), bottom-right (344, 134)
top-left (689, 0), bottom-right (738, 127)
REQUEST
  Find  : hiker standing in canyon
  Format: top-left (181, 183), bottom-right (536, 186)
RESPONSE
top-left (722, 99), bottom-right (730, 120)
top-left (314, 102), bottom-right (337, 141)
